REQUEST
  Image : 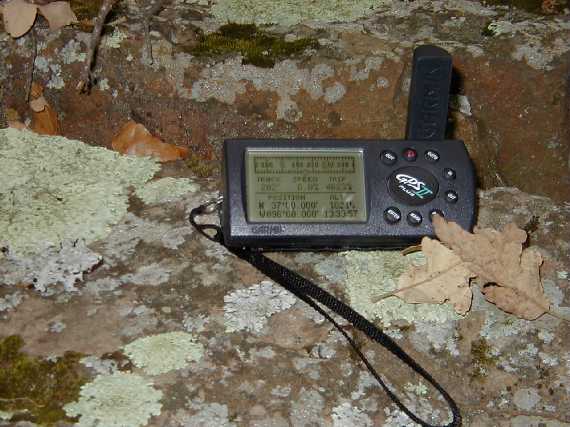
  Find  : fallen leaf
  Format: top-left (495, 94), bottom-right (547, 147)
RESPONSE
top-left (3, 0), bottom-right (38, 38)
top-left (29, 96), bottom-right (48, 113)
top-left (432, 215), bottom-right (549, 320)
top-left (396, 237), bottom-right (474, 315)
top-left (38, 1), bottom-right (78, 32)
top-left (112, 121), bottom-right (189, 162)
top-left (29, 83), bottom-right (61, 135)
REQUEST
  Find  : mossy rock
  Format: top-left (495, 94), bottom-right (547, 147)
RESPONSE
top-left (0, 335), bottom-right (87, 425)
top-left (190, 23), bottom-right (319, 68)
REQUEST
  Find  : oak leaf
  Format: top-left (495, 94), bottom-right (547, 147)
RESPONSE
top-left (432, 215), bottom-right (549, 320)
top-left (112, 121), bottom-right (189, 162)
top-left (2, 0), bottom-right (38, 38)
top-left (397, 237), bottom-right (475, 315)
top-left (38, 2), bottom-right (78, 32)
top-left (1, 0), bottom-right (77, 38)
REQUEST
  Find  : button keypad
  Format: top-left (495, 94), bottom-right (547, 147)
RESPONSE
top-left (425, 150), bottom-right (440, 163)
top-left (407, 211), bottom-right (423, 226)
top-left (384, 207), bottom-right (402, 224)
top-left (445, 190), bottom-right (458, 204)
top-left (381, 150), bottom-right (397, 165)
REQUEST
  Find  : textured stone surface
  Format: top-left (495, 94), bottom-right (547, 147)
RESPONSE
top-left (1, 165), bottom-right (569, 426)
top-left (0, 0), bottom-right (569, 200)
top-left (1, 1), bottom-right (570, 426)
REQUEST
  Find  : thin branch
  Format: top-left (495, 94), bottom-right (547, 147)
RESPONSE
top-left (546, 306), bottom-right (570, 322)
top-left (77, 0), bottom-right (119, 93)
top-left (143, 0), bottom-right (163, 65)
top-left (26, 27), bottom-right (37, 102)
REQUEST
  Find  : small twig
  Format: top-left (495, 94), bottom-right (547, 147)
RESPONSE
top-left (77, 0), bottom-right (119, 93)
top-left (143, 0), bottom-right (163, 65)
top-left (26, 27), bottom-right (37, 102)
top-left (401, 244), bottom-right (422, 256)
top-left (371, 261), bottom-right (464, 303)
top-left (547, 306), bottom-right (570, 322)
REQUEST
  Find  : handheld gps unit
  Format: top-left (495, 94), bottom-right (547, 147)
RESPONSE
top-left (221, 45), bottom-right (476, 250)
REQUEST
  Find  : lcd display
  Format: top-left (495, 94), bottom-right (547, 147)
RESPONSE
top-left (245, 149), bottom-right (367, 223)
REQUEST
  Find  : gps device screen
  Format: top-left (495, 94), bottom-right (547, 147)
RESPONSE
top-left (245, 149), bottom-right (367, 223)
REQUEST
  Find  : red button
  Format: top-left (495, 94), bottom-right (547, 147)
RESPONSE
top-left (403, 148), bottom-right (417, 162)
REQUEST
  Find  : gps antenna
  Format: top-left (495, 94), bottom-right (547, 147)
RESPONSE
top-left (405, 45), bottom-right (453, 141)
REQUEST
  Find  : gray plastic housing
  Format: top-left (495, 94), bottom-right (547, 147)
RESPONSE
top-left (222, 138), bottom-right (476, 250)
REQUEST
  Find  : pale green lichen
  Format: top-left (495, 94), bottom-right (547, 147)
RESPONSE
top-left (0, 410), bottom-right (13, 421)
top-left (135, 177), bottom-right (200, 205)
top-left (60, 39), bottom-right (87, 64)
top-left (102, 28), bottom-right (128, 49)
top-left (210, 0), bottom-right (388, 26)
top-left (64, 372), bottom-right (163, 427)
top-left (332, 402), bottom-right (373, 427)
top-left (0, 240), bottom-right (101, 292)
top-left (191, 58), bottom-right (337, 122)
top-left (123, 331), bottom-right (204, 375)
top-left (224, 280), bottom-right (297, 333)
top-left (0, 129), bottom-right (159, 256)
top-left (343, 251), bottom-right (459, 327)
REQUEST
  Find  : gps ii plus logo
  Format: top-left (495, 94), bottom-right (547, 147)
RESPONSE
top-left (396, 174), bottom-right (434, 199)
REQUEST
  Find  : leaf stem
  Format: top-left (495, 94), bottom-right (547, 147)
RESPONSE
top-left (371, 261), bottom-right (464, 303)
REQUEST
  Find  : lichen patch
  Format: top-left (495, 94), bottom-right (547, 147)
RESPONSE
top-left (64, 372), bottom-right (163, 427)
top-left (224, 280), bottom-right (296, 333)
top-left (191, 58), bottom-right (340, 121)
top-left (123, 331), bottom-right (204, 375)
top-left (343, 251), bottom-right (459, 327)
top-left (135, 177), bottom-right (199, 204)
top-left (0, 129), bottom-right (159, 256)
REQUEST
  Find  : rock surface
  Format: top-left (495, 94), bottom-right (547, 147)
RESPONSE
top-left (0, 0), bottom-right (569, 200)
top-left (1, 153), bottom-right (569, 426)
top-left (1, 1), bottom-right (570, 426)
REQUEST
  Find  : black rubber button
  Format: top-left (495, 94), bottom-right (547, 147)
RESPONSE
top-left (429, 209), bottom-right (444, 221)
top-left (403, 148), bottom-right (417, 162)
top-left (407, 211), bottom-right (423, 226)
top-left (443, 168), bottom-right (456, 180)
top-left (425, 150), bottom-right (440, 163)
top-left (381, 150), bottom-right (397, 165)
top-left (384, 207), bottom-right (402, 224)
top-left (445, 190), bottom-right (458, 204)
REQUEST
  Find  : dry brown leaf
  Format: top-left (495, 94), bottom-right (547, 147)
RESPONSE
top-left (29, 96), bottom-right (48, 112)
top-left (3, 0), bottom-right (38, 38)
top-left (112, 121), bottom-right (189, 162)
top-left (432, 215), bottom-right (550, 320)
top-left (396, 237), bottom-right (475, 315)
top-left (29, 83), bottom-right (61, 135)
top-left (38, 1), bottom-right (78, 32)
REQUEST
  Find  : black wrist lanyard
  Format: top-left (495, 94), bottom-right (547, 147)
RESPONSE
top-left (189, 198), bottom-right (461, 427)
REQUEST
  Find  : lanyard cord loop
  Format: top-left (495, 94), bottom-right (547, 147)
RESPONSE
top-left (189, 201), bottom-right (462, 427)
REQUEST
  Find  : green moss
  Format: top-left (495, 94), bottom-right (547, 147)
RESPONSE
top-left (69, 0), bottom-right (104, 21)
top-left (0, 335), bottom-right (87, 425)
top-left (189, 23), bottom-right (319, 68)
top-left (470, 338), bottom-right (498, 379)
top-left (185, 151), bottom-right (219, 177)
